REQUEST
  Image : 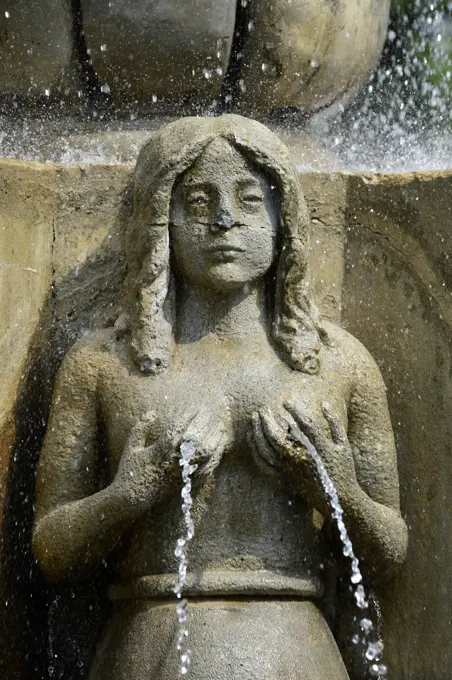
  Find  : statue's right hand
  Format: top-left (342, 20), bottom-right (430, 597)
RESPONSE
top-left (112, 408), bottom-right (198, 510)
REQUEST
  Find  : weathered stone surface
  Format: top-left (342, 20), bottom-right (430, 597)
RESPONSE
top-left (0, 1), bottom-right (391, 113)
top-left (89, 600), bottom-right (349, 679)
top-left (30, 117), bottom-right (406, 680)
top-left (0, 1), bottom-right (73, 96)
top-left (238, 0), bottom-right (390, 114)
top-left (53, 164), bottom-right (128, 333)
top-left (343, 170), bottom-right (452, 680)
top-left (82, 0), bottom-right (236, 105)
top-left (1, 152), bottom-right (452, 679)
top-left (0, 159), bottom-right (54, 522)
top-left (301, 171), bottom-right (347, 322)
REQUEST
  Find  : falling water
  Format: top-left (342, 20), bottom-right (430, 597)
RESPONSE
top-left (289, 425), bottom-right (387, 679)
top-left (173, 440), bottom-right (198, 676)
top-left (1, 4), bottom-right (452, 171)
top-left (318, 0), bottom-right (452, 171)
top-left (47, 595), bottom-right (61, 679)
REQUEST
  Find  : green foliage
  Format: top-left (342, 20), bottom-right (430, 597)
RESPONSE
top-left (384, 0), bottom-right (452, 126)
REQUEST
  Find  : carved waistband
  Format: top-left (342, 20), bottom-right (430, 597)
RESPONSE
top-left (108, 570), bottom-right (323, 601)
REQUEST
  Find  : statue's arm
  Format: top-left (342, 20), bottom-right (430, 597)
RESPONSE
top-left (32, 343), bottom-right (143, 582)
top-left (340, 347), bottom-right (408, 576)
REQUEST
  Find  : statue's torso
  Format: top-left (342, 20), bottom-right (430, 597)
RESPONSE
top-left (94, 332), bottom-right (350, 597)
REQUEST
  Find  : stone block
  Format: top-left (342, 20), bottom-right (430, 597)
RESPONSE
top-left (0, 159), bottom-right (55, 520)
top-left (82, 0), bottom-right (236, 106)
top-left (238, 0), bottom-right (390, 114)
top-left (52, 163), bottom-right (131, 338)
top-left (0, 1), bottom-right (73, 97)
top-left (343, 170), bottom-right (452, 680)
top-left (301, 171), bottom-right (347, 322)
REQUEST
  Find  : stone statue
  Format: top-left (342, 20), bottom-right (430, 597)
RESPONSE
top-left (32, 115), bottom-right (408, 679)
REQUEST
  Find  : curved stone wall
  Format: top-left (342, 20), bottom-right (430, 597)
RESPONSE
top-left (0, 0), bottom-right (390, 114)
top-left (239, 0), bottom-right (391, 115)
top-left (82, 0), bottom-right (237, 105)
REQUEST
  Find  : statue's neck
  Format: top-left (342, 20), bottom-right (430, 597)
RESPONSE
top-left (176, 281), bottom-right (269, 343)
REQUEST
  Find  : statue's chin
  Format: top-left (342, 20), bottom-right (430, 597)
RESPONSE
top-left (198, 263), bottom-right (266, 294)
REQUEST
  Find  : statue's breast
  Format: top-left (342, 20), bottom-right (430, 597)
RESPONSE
top-left (97, 339), bottom-right (346, 473)
top-left (96, 340), bottom-right (346, 588)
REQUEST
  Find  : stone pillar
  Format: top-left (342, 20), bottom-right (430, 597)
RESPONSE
top-left (0, 160), bottom-right (54, 523)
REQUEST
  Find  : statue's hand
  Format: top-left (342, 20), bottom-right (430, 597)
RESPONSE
top-left (252, 402), bottom-right (357, 515)
top-left (112, 408), bottom-right (198, 510)
top-left (181, 408), bottom-right (231, 482)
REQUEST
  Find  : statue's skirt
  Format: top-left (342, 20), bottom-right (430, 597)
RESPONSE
top-left (89, 599), bottom-right (350, 679)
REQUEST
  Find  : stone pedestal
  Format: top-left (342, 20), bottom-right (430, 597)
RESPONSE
top-left (89, 600), bottom-right (348, 680)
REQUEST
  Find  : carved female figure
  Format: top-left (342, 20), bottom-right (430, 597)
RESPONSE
top-left (33, 115), bottom-right (407, 679)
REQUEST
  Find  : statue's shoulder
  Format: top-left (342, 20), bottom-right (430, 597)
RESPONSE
top-left (321, 320), bottom-right (384, 388)
top-left (58, 327), bottom-right (121, 381)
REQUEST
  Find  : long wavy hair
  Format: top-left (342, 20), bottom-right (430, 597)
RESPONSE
top-left (122, 115), bottom-right (327, 375)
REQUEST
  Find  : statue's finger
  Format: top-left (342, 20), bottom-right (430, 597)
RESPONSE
top-left (179, 407), bottom-right (209, 442)
top-left (322, 402), bottom-right (347, 445)
top-left (203, 420), bottom-right (228, 455)
top-left (170, 407), bottom-right (200, 445)
top-left (259, 407), bottom-right (289, 453)
top-left (283, 401), bottom-right (323, 450)
top-left (251, 413), bottom-right (279, 468)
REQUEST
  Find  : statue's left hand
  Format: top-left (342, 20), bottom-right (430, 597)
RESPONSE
top-left (252, 402), bottom-right (357, 515)
top-left (182, 408), bottom-right (232, 482)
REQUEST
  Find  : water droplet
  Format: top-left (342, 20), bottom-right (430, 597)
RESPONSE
top-left (365, 640), bottom-right (384, 661)
top-left (360, 617), bottom-right (374, 633)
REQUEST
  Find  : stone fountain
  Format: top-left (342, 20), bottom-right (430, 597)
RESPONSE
top-left (1, 2), bottom-right (452, 680)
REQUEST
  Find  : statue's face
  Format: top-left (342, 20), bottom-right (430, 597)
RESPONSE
top-left (170, 138), bottom-right (279, 293)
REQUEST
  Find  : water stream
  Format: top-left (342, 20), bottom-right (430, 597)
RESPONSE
top-left (318, 0), bottom-right (452, 172)
top-left (172, 429), bottom-right (388, 678)
top-left (173, 441), bottom-right (198, 676)
top-left (288, 424), bottom-right (388, 680)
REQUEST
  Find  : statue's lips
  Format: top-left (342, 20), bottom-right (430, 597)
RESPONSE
top-left (207, 245), bottom-right (245, 262)
top-left (207, 245), bottom-right (245, 252)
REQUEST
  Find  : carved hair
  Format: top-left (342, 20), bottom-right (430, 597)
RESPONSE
top-left (124, 115), bottom-right (326, 375)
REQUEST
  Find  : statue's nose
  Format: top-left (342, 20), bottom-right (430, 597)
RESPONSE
top-left (215, 209), bottom-right (235, 231)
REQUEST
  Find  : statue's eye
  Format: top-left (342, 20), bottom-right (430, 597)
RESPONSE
top-left (241, 192), bottom-right (263, 204)
top-left (187, 193), bottom-right (210, 207)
